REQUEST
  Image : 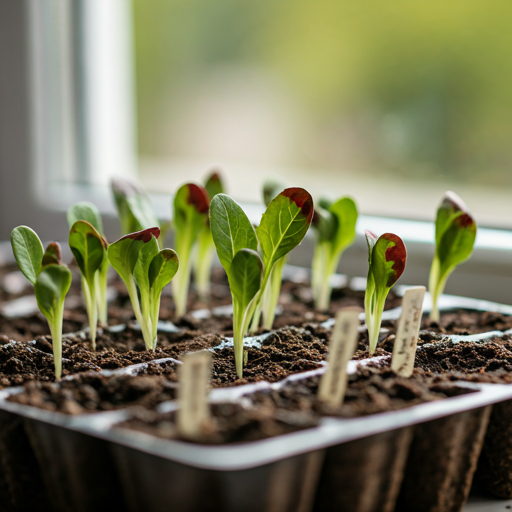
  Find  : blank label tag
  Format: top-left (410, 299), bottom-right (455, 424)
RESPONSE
top-left (177, 351), bottom-right (212, 439)
top-left (318, 307), bottom-right (361, 407)
top-left (391, 286), bottom-right (426, 377)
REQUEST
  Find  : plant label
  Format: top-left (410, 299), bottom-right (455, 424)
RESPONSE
top-left (319, 307), bottom-right (361, 407)
top-left (391, 286), bottom-right (426, 377)
top-left (177, 350), bottom-right (212, 439)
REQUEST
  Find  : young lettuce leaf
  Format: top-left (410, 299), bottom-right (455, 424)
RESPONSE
top-left (193, 172), bottom-right (224, 299)
top-left (11, 227), bottom-right (71, 379)
top-left (250, 177), bottom-right (287, 333)
top-left (67, 202), bottom-right (110, 325)
top-left (69, 220), bottom-right (107, 350)
top-left (35, 263), bottom-right (72, 380)
top-left (108, 227), bottom-right (179, 350)
top-left (210, 188), bottom-right (313, 377)
top-left (172, 183), bottom-right (209, 317)
top-left (311, 196), bottom-right (358, 310)
top-left (111, 178), bottom-right (170, 246)
top-left (429, 191), bottom-right (477, 321)
top-left (364, 230), bottom-right (407, 355)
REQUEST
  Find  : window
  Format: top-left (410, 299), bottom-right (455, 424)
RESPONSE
top-left (134, 0), bottom-right (512, 228)
top-left (1, 0), bottom-right (512, 303)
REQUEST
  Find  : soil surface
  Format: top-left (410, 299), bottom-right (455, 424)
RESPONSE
top-left (7, 371), bottom-right (178, 414)
top-left (117, 367), bottom-right (474, 444)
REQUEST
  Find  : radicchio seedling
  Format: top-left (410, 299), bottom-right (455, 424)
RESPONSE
top-left (69, 220), bottom-right (107, 350)
top-left (250, 177), bottom-right (287, 333)
top-left (311, 196), bottom-right (358, 310)
top-left (172, 183), bottom-right (210, 318)
top-left (192, 172), bottom-right (224, 300)
top-left (108, 228), bottom-right (179, 350)
top-left (67, 202), bottom-right (109, 326)
top-left (364, 230), bottom-right (407, 355)
top-left (429, 191), bottom-right (477, 321)
top-left (210, 188), bottom-right (314, 377)
top-left (11, 227), bottom-right (72, 379)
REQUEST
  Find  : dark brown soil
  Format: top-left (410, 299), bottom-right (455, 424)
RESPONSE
top-left (0, 266), bottom-right (402, 341)
top-left (117, 367), bottom-right (475, 444)
top-left (7, 371), bottom-right (179, 414)
top-left (0, 325), bottom-right (329, 389)
top-left (414, 337), bottom-right (512, 379)
top-left (420, 310), bottom-right (512, 335)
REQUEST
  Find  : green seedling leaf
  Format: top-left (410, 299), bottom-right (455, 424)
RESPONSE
top-left (250, 177), bottom-right (288, 333)
top-left (210, 189), bottom-right (313, 376)
top-left (108, 227), bottom-right (178, 350)
top-left (429, 191), bottom-right (477, 321)
top-left (172, 183), bottom-right (210, 317)
top-left (205, 171), bottom-right (224, 200)
top-left (69, 221), bottom-right (106, 283)
top-left (42, 242), bottom-right (62, 267)
top-left (210, 194), bottom-right (258, 273)
top-left (230, 249), bottom-right (262, 308)
top-left (148, 248), bottom-right (180, 346)
top-left (311, 197), bottom-right (358, 310)
top-left (149, 249), bottom-right (180, 294)
top-left (192, 172), bottom-right (224, 299)
top-left (69, 221), bottom-right (107, 348)
top-left (230, 248), bottom-right (263, 377)
top-left (11, 226), bottom-right (44, 285)
top-left (111, 178), bottom-right (160, 235)
top-left (108, 227), bottom-right (161, 284)
top-left (67, 202), bottom-right (103, 234)
top-left (257, 187), bottom-right (314, 274)
top-left (365, 230), bottom-right (407, 355)
top-left (11, 227), bottom-right (71, 379)
top-left (330, 198), bottom-right (358, 257)
top-left (67, 202), bottom-right (109, 325)
top-left (34, 263), bottom-right (72, 380)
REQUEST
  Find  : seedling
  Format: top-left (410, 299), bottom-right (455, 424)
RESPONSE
top-left (67, 202), bottom-right (109, 326)
top-left (210, 188), bottom-right (313, 377)
top-left (311, 197), bottom-right (358, 311)
top-left (111, 177), bottom-right (170, 246)
top-left (193, 172), bottom-right (224, 299)
top-left (364, 230), bottom-right (407, 355)
top-left (429, 191), bottom-right (477, 322)
top-left (108, 227), bottom-right (179, 350)
top-left (172, 183), bottom-right (209, 317)
top-left (69, 220), bottom-right (107, 350)
top-left (11, 227), bottom-right (72, 379)
top-left (250, 178), bottom-right (287, 332)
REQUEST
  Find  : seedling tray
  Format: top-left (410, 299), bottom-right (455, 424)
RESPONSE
top-left (1, 270), bottom-right (512, 511)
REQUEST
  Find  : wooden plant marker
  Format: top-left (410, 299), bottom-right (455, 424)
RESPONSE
top-left (177, 350), bottom-right (212, 439)
top-left (391, 286), bottom-right (426, 378)
top-left (318, 307), bottom-right (362, 407)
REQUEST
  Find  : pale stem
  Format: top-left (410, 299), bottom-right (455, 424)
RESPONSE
top-left (82, 277), bottom-right (98, 351)
top-left (262, 257), bottom-right (286, 330)
top-left (95, 261), bottom-right (109, 325)
top-left (47, 308), bottom-right (64, 380)
top-left (172, 239), bottom-right (192, 318)
top-left (194, 230), bottom-right (214, 299)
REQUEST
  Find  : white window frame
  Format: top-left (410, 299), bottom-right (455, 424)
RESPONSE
top-left (0, 0), bottom-right (510, 304)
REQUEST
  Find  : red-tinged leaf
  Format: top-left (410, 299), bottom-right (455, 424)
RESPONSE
top-left (368, 232), bottom-right (407, 289)
top-left (108, 228), bottom-right (161, 284)
top-left (42, 242), bottom-right (62, 267)
top-left (118, 227), bottom-right (161, 244)
top-left (381, 233), bottom-right (407, 286)
top-left (280, 188), bottom-right (314, 223)
top-left (257, 188), bottom-right (314, 272)
top-left (186, 184), bottom-right (209, 214)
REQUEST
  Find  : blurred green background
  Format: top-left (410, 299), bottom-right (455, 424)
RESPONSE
top-left (132, 0), bottom-right (512, 222)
